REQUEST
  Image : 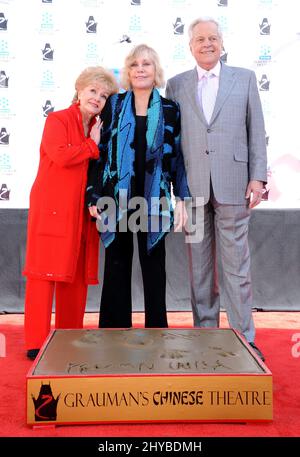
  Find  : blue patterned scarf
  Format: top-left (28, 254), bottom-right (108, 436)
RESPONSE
top-left (101, 88), bottom-right (165, 248)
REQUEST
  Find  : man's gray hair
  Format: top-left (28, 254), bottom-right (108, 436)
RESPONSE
top-left (188, 17), bottom-right (223, 41)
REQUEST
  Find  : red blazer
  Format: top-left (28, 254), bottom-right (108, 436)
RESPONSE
top-left (23, 103), bottom-right (100, 284)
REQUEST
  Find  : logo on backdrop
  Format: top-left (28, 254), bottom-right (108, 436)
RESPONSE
top-left (0, 70), bottom-right (8, 88)
top-left (86, 16), bottom-right (97, 33)
top-left (131, 0), bottom-right (141, 5)
top-left (173, 18), bottom-right (184, 35)
top-left (259, 0), bottom-right (273, 5)
top-left (0, 40), bottom-right (10, 60)
top-left (85, 43), bottom-right (100, 64)
top-left (42, 0), bottom-right (53, 3)
top-left (259, 18), bottom-right (271, 35)
top-left (0, 152), bottom-right (13, 174)
top-left (81, 0), bottom-right (105, 7)
top-left (0, 184), bottom-right (10, 200)
top-left (259, 74), bottom-right (270, 91)
top-left (257, 45), bottom-right (272, 64)
top-left (217, 0), bottom-right (228, 6)
top-left (32, 383), bottom-right (60, 422)
top-left (41, 69), bottom-right (55, 91)
top-left (0, 127), bottom-right (9, 145)
top-left (129, 14), bottom-right (141, 32)
top-left (173, 43), bottom-right (185, 62)
top-left (42, 43), bottom-right (54, 61)
top-left (40, 12), bottom-right (54, 32)
top-left (119, 34), bottom-right (132, 44)
top-left (0, 13), bottom-right (8, 30)
top-left (0, 97), bottom-right (11, 116)
top-left (42, 100), bottom-right (54, 117)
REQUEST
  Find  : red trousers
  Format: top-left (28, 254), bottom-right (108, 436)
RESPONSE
top-left (24, 242), bottom-right (88, 350)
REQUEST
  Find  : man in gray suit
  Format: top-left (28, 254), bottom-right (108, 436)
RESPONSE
top-left (166, 17), bottom-right (267, 360)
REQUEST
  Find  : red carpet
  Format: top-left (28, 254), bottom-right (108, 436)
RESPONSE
top-left (0, 314), bottom-right (300, 437)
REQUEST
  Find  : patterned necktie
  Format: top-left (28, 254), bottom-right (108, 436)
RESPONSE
top-left (200, 72), bottom-right (216, 123)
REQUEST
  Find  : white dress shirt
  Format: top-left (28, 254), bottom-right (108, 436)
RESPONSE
top-left (197, 61), bottom-right (221, 123)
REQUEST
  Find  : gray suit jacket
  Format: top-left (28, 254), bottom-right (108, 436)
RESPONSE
top-left (166, 63), bottom-right (267, 205)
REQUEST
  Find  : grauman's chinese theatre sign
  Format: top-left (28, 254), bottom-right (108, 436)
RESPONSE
top-left (27, 328), bottom-right (272, 425)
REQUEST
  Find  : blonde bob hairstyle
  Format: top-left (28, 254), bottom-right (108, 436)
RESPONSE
top-left (73, 66), bottom-right (118, 103)
top-left (120, 44), bottom-right (165, 91)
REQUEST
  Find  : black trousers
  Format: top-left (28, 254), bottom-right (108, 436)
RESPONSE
top-left (99, 230), bottom-right (168, 328)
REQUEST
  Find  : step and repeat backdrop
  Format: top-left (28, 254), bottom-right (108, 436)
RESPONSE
top-left (0, 0), bottom-right (299, 209)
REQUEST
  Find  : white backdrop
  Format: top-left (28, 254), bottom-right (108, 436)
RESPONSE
top-left (0, 0), bottom-right (299, 209)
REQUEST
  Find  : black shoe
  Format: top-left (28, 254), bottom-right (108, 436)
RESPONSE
top-left (249, 342), bottom-right (265, 362)
top-left (26, 349), bottom-right (40, 360)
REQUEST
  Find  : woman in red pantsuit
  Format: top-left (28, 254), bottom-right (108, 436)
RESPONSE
top-left (23, 67), bottom-right (118, 360)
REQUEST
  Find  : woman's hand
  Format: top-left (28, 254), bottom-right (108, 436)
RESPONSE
top-left (90, 118), bottom-right (103, 145)
top-left (88, 205), bottom-right (100, 219)
top-left (174, 199), bottom-right (188, 232)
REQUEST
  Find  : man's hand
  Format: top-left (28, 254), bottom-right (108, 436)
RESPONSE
top-left (245, 180), bottom-right (264, 209)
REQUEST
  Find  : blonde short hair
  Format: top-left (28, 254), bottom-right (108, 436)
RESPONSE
top-left (73, 66), bottom-right (118, 103)
top-left (120, 44), bottom-right (165, 91)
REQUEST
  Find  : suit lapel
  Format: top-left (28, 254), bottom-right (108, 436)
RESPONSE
top-left (183, 68), bottom-right (207, 124)
top-left (210, 63), bottom-right (236, 124)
